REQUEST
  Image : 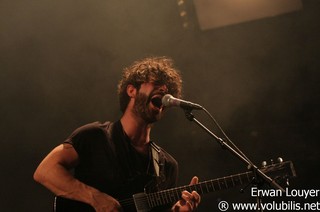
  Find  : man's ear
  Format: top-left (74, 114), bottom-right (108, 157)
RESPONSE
top-left (126, 84), bottom-right (137, 98)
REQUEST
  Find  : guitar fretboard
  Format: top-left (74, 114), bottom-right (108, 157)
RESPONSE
top-left (147, 171), bottom-right (253, 208)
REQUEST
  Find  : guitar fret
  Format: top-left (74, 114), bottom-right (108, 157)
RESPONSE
top-left (159, 191), bottom-right (164, 205)
top-left (213, 179), bottom-right (221, 190)
top-left (149, 193), bottom-right (155, 208)
top-left (183, 185), bottom-right (189, 193)
top-left (175, 188), bottom-right (180, 201)
top-left (238, 173), bottom-right (243, 185)
top-left (164, 191), bottom-right (168, 204)
top-left (218, 178), bottom-right (223, 190)
top-left (192, 185), bottom-right (196, 193)
top-left (151, 194), bottom-right (155, 206)
top-left (166, 190), bottom-right (170, 203)
top-left (198, 183), bottom-right (204, 194)
top-left (232, 174), bottom-right (241, 186)
top-left (179, 187), bottom-right (184, 197)
top-left (204, 181), bottom-right (210, 193)
top-left (246, 172), bottom-right (250, 182)
top-left (169, 189), bottom-right (174, 202)
top-left (146, 194), bottom-right (152, 208)
top-left (189, 185), bottom-right (194, 192)
top-left (156, 192), bottom-right (162, 206)
top-left (154, 192), bottom-right (160, 206)
top-left (171, 188), bottom-right (177, 202)
top-left (224, 177), bottom-right (228, 189)
top-left (153, 192), bottom-right (158, 207)
top-left (162, 191), bottom-right (169, 204)
top-left (210, 180), bottom-right (216, 191)
top-left (160, 192), bottom-right (164, 205)
top-left (173, 188), bottom-right (177, 201)
top-left (225, 176), bottom-right (235, 188)
top-left (231, 175), bottom-right (235, 187)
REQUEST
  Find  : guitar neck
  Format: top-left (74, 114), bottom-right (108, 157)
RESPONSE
top-left (147, 171), bottom-right (253, 208)
top-left (55, 161), bottom-right (294, 212)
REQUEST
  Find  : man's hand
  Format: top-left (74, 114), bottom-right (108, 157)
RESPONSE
top-left (91, 192), bottom-right (122, 212)
top-left (172, 176), bottom-right (201, 212)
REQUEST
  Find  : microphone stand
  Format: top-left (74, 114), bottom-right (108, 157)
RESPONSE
top-left (184, 109), bottom-right (285, 211)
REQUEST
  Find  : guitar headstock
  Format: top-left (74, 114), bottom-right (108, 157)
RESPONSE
top-left (260, 158), bottom-right (296, 187)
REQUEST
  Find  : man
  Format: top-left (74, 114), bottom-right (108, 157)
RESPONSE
top-left (34, 56), bottom-right (201, 211)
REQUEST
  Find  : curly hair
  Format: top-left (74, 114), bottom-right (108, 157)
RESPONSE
top-left (118, 56), bottom-right (183, 113)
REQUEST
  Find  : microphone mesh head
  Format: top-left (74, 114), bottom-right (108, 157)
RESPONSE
top-left (161, 94), bottom-right (173, 107)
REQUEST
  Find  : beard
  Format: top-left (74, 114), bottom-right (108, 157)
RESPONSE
top-left (132, 91), bottom-right (162, 124)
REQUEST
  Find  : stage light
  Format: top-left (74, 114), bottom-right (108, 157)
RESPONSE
top-left (193, 0), bottom-right (303, 30)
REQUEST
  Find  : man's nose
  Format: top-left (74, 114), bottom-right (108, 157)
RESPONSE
top-left (158, 84), bottom-right (168, 93)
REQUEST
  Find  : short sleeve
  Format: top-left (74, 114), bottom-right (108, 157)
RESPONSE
top-left (63, 122), bottom-right (103, 161)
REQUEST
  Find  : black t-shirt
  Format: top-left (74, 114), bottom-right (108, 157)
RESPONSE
top-left (64, 120), bottom-right (178, 209)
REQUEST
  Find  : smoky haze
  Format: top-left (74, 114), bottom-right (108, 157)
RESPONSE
top-left (1, 0), bottom-right (319, 211)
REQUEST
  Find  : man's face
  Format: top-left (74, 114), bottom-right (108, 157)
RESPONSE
top-left (132, 82), bottom-right (168, 123)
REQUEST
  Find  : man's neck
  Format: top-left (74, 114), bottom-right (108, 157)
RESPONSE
top-left (120, 111), bottom-right (152, 149)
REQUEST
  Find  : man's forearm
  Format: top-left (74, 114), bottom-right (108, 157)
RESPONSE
top-left (34, 162), bottom-right (101, 207)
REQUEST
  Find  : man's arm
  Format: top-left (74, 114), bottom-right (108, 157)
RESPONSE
top-left (33, 143), bottom-right (121, 212)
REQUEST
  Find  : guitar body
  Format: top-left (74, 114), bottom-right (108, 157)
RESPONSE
top-left (54, 194), bottom-right (156, 212)
top-left (54, 174), bottom-right (157, 212)
top-left (54, 197), bottom-right (95, 212)
top-left (55, 196), bottom-right (142, 212)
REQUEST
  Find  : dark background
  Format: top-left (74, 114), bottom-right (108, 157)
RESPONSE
top-left (1, 0), bottom-right (319, 211)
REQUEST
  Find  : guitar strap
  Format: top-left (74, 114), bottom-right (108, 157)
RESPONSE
top-left (150, 141), bottom-right (165, 183)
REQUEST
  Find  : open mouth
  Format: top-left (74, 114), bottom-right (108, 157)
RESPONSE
top-left (150, 96), bottom-right (163, 109)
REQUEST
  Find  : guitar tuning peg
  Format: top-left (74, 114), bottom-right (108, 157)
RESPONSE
top-left (270, 159), bottom-right (274, 165)
top-left (261, 161), bottom-right (267, 167)
top-left (277, 157), bottom-right (283, 163)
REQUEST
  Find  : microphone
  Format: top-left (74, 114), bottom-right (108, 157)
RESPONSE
top-left (161, 94), bottom-right (203, 110)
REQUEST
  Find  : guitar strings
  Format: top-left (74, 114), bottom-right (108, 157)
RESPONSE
top-left (119, 176), bottom-right (245, 207)
top-left (118, 163), bottom-right (288, 207)
top-left (118, 187), bottom-right (186, 207)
